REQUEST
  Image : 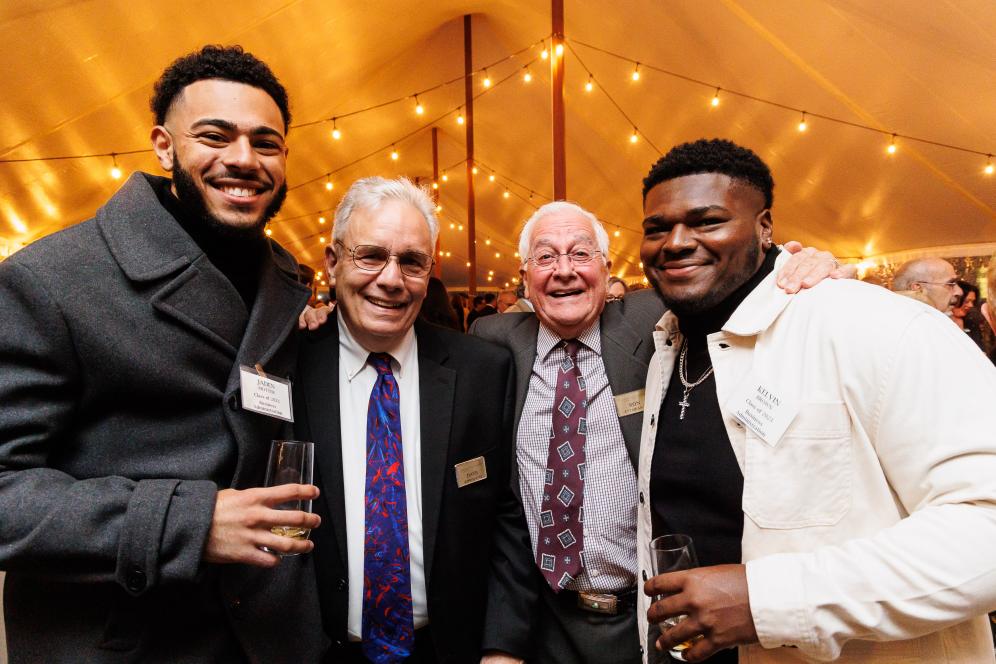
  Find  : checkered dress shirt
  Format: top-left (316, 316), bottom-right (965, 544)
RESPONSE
top-left (517, 322), bottom-right (639, 592)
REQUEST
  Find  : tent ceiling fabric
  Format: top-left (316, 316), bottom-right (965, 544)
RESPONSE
top-left (1, 0), bottom-right (993, 285)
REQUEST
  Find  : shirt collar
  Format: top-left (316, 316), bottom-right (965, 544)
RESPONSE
top-left (337, 308), bottom-right (417, 380)
top-left (537, 319), bottom-right (602, 361)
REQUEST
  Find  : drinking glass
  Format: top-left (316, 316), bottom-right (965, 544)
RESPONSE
top-left (261, 440), bottom-right (314, 556)
top-left (649, 534), bottom-right (700, 662)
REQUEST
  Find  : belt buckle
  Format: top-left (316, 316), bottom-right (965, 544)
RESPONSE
top-left (578, 591), bottom-right (618, 615)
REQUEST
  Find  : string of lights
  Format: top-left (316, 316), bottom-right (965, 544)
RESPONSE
top-left (286, 54), bottom-right (539, 194)
top-left (565, 42), bottom-right (663, 156)
top-left (569, 37), bottom-right (994, 169)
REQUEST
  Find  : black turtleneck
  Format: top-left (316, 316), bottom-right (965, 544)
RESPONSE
top-left (650, 246), bottom-right (778, 664)
top-left (152, 177), bottom-right (267, 310)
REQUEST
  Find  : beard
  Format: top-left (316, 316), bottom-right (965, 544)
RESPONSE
top-left (651, 237), bottom-right (762, 317)
top-left (171, 152), bottom-right (287, 239)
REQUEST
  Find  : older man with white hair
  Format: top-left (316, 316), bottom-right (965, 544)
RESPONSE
top-left (472, 201), bottom-right (842, 664)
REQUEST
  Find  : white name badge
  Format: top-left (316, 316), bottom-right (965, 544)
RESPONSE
top-left (239, 365), bottom-right (294, 422)
top-left (726, 376), bottom-right (798, 446)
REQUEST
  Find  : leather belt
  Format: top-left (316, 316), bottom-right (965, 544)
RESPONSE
top-left (563, 587), bottom-right (638, 615)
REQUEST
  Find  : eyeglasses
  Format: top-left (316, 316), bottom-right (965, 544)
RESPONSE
top-left (528, 248), bottom-right (603, 270)
top-left (335, 241), bottom-right (434, 278)
top-left (915, 280), bottom-right (959, 289)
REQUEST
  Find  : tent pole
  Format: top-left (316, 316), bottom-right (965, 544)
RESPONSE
top-left (551, 0), bottom-right (566, 200)
top-left (463, 14), bottom-right (477, 295)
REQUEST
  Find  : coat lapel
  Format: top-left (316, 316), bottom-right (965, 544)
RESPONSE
top-left (600, 307), bottom-right (650, 470)
top-left (414, 322), bottom-right (456, 588)
top-left (299, 323), bottom-right (350, 566)
top-left (505, 316), bottom-right (539, 438)
top-left (97, 172), bottom-right (248, 355)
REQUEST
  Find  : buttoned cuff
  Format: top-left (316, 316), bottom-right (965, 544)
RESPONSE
top-left (746, 555), bottom-right (835, 661)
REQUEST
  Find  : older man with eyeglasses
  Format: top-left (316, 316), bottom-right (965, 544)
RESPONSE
top-left (292, 176), bottom-right (527, 663)
top-left (891, 257), bottom-right (964, 314)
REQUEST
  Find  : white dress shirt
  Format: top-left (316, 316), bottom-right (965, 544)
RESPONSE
top-left (337, 311), bottom-right (427, 639)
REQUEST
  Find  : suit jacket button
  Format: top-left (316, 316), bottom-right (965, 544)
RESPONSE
top-left (227, 394), bottom-right (238, 411)
top-left (336, 578), bottom-right (348, 591)
top-left (126, 565), bottom-right (146, 593)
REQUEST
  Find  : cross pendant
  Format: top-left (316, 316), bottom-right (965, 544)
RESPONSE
top-left (678, 387), bottom-right (692, 420)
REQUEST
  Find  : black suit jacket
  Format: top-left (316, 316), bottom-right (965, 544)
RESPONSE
top-left (470, 289), bottom-right (666, 657)
top-left (293, 319), bottom-right (532, 663)
top-left (0, 173), bottom-right (325, 663)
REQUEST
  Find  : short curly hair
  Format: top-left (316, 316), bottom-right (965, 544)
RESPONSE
top-left (642, 138), bottom-right (774, 208)
top-left (150, 45), bottom-right (291, 130)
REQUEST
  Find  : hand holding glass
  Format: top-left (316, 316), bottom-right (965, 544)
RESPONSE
top-left (261, 440), bottom-right (314, 555)
top-left (649, 534), bottom-right (700, 662)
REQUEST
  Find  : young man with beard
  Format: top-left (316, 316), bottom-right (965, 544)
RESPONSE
top-left (0, 46), bottom-right (324, 662)
top-left (636, 139), bottom-right (996, 663)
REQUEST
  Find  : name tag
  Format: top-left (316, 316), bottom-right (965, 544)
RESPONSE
top-left (726, 376), bottom-right (798, 446)
top-left (239, 365), bottom-right (294, 422)
top-left (454, 456), bottom-right (488, 488)
top-left (614, 389), bottom-right (645, 417)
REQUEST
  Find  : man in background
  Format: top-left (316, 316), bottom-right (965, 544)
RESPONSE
top-left (891, 257), bottom-right (963, 314)
top-left (497, 289), bottom-right (520, 313)
top-left (0, 46), bottom-right (323, 662)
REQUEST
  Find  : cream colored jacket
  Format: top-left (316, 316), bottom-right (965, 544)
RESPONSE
top-left (637, 268), bottom-right (996, 663)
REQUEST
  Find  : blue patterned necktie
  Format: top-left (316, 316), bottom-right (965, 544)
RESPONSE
top-left (362, 353), bottom-right (414, 663)
top-left (536, 339), bottom-right (587, 590)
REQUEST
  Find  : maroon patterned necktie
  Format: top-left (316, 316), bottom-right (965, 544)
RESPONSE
top-left (536, 339), bottom-right (587, 590)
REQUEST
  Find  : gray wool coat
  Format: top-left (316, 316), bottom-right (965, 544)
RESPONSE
top-left (0, 173), bottom-right (326, 663)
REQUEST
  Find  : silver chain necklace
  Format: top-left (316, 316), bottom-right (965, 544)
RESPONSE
top-left (677, 338), bottom-right (715, 420)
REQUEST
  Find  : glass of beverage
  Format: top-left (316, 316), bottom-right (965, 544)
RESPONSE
top-left (261, 440), bottom-right (314, 556)
top-left (649, 534), bottom-right (700, 662)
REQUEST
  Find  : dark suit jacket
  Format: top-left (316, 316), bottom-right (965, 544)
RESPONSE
top-left (0, 173), bottom-right (326, 663)
top-left (470, 289), bottom-right (666, 656)
top-left (293, 319), bottom-right (532, 663)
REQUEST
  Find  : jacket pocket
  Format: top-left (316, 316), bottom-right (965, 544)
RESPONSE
top-left (742, 401), bottom-right (851, 529)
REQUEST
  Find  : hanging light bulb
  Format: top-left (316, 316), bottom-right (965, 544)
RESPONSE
top-left (319, 216), bottom-right (326, 225)
top-left (886, 134), bottom-right (897, 155)
top-left (325, 175), bottom-right (333, 191)
top-left (331, 118), bottom-right (342, 140)
top-left (503, 189), bottom-right (510, 199)
top-left (540, 42), bottom-right (549, 60)
top-left (495, 252), bottom-right (501, 258)
top-left (630, 128), bottom-right (639, 144)
top-left (435, 204), bottom-right (443, 212)
top-left (390, 146), bottom-right (399, 160)
top-left (458, 224), bottom-right (464, 231)
top-left (109, 154), bottom-right (122, 180)
top-left (482, 69), bottom-right (492, 88)
top-left (414, 95), bottom-right (424, 115)
top-left (441, 171), bottom-right (449, 182)
top-left (797, 111), bottom-right (808, 132)
top-left (584, 76), bottom-right (594, 93)
top-left (711, 88), bottom-right (721, 107)
top-left (613, 229), bottom-right (621, 237)
top-left (472, 166), bottom-right (479, 175)
top-left (555, 42), bottom-right (564, 56)
top-left (264, 227), bottom-right (273, 237)
top-left (489, 173), bottom-right (496, 182)
top-left (523, 67), bottom-right (533, 83)
top-left (319, 236), bottom-right (326, 244)
top-left (432, 182), bottom-right (439, 190)
top-left (631, 63), bottom-right (641, 81)
top-left (485, 238), bottom-right (492, 246)
top-left (456, 109), bottom-right (465, 125)
top-left (984, 155), bottom-right (994, 175)
top-left (446, 251), bottom-right (451, 257)
top-left (466, 261), bottom-right (471, 267)
top-left (450, 223), bottom-right (455, 230)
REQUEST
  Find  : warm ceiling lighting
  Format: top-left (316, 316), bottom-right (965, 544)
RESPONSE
top-left (711, 88), bottom-right (721, 107)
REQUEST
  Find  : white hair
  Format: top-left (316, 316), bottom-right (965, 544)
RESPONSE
top-left (517, 201), bottom-right (610, 266)
top-left (332, 176), bottom-right (439, 245)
